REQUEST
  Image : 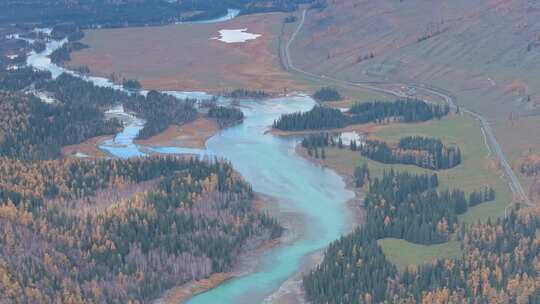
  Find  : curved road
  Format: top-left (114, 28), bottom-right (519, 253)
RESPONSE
top-left (282, 9), bottom-right (531, 208)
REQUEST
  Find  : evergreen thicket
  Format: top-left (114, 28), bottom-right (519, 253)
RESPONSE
top-left (354, 163), bottom-right (369, 187)
top-left (0, 67), bottom-right (51, 91)
top-left (273, 106), bottom-right (349, 131)
top-left (208, 106), bottom-right (244, 128)
top-left (0, 91), bottom-right (121, 160)
top-left (0, 0), bottom-right (314, 27)
top-left (49, 41), bottom-right (88, 64)
top-left (520, 159), bottom-right (540, 176)
top-left (304, 170), bottom-right (497, 304)
top-left (124, 90), bottom-right (197, 139)
top-left (301, 132), bottom-right (332, 149)
top-left (360, 136), bottom-right (462, 170)
top-left (39, 73), bottom-right (198, 140)
top-left (313, 87), bottom-right (342, 102)
top-left (273, 100), bottom-right (450, 131)
top-left (227, 88), bottom-right (269, 99)
top-left (349, 100), bottom-right (450, 123)
top-left (0, 71), bottom-right (200, 159)
top-left (122, 79), bottom-right (141, 90)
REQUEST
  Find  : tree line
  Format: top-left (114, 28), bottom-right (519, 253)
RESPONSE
top-left (0, 67), bottom-right (51, 91)
top-left (313, 87), bottom-right (342, 102)
top-left (0, 91), bottom-right (121, 160)
top-left (520, 158), bottom-right (540, 177)
top-left (360, 136), bottom-right (462, 170)
top-left (225, 88), bottom-right (269, 99)
top-left (208, 106), bottom-right (244, 128)
top-left (40, 73), bottom-right (198, 139)
top-left (0, 70), bottom-right (203, 159)
top-left (49, 41), bottom-right (88, 64)
top-left (303, 170), bottom-right (497, 303)
top-left (349, 99), bottom-right (450, 123)
top-left (1, 0), bottom-right (315, 28)
top-left (124, 90), bottom-right (197, 139)
top-left (273, 100), bottom-right (450, 131)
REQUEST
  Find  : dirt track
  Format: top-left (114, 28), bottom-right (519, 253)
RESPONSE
top-left (282, 9), bottom-right (531, 208)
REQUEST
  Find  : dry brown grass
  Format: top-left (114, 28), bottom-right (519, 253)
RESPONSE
top-left (62, 135), bottom-right (112, 158)
top-left (135, 117), bottom-right (219, 149)
top-left (68, 13), bottom-right (306, 94)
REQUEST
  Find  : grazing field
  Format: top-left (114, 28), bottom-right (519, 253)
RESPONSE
top-left (312, 113), bottom-right (512, 270)
top-left (321, 114), bottom-right (513, 224)
top-left (68, 13), bottom-right (305, 94)
top-left (378, 238), bottom-right (462, 272)
top-left (290, 0), bottom-right (540, 197)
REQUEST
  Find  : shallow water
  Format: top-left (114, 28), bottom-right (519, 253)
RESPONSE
top-left (21, 19), bottom-right (355, 304)
top-left (185, 97), bottom-right (354, 304)
top-left (176, 9), bottom-right (240, 25)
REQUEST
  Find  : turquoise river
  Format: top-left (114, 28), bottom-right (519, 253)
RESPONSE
top-left (22, 16), bottom-right (356, 303)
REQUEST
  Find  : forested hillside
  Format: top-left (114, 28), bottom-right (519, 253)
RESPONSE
top-left (0, 156), bottom-right (281, 303)
top-left (0, 91), bottom-right (121, 160)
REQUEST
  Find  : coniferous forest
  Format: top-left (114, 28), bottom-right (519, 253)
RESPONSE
top-left (37, 73), bottom-right (199, 140)
top-left (208, 106), bottom-right (245, 128)
top-left (0, 156), bottom-right (281, 303)
top-left (313, 87), bottom-right (342, 102)
top-left (0, 52), bottom-right (281, 302)
top-left (273, 100), bottom-right (450, 131)
top-left (0, 91), bottom-right (121, 160)
top-left (360, 136), bottom-right (462, 170)
top-left (3, 2), bottom-right (538, 302)
top-left (0, 0), bottom-right (315, 28)
top-left (303, 170), bottom-right (501, 304)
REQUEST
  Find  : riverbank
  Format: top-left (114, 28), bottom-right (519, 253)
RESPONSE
top-left (295, 144), bottom-right (366, 225)
top-left (262, 143), bottom-right (365, 304)
top-left (62, 134), bottom-right (113, 158)
top-left (156, 193), bottom-right (300, 304)
top-left (267, 122), bottom-right (390, 137)
top-left (134, 117), bottom-right (220, 149)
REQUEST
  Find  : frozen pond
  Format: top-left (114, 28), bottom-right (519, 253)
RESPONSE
top-left (213, 29), bottom-right (261, 43)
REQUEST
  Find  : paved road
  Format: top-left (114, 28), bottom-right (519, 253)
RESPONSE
top-left (282, 9), bottom-right (532, 208)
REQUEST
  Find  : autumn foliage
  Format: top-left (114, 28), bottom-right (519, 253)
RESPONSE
top-left (0, 156), bottom-right (281, 303)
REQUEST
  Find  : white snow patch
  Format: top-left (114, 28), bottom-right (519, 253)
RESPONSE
top-left (338, 131), bottom-right (364, 146)
top-left (73, 152), bottom-right (89, 158)
top-left (212, 28), bottom-right (261, 43)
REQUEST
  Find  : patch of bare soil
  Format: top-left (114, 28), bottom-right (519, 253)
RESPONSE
top-left (135, 117), bottom-right (219, 149)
